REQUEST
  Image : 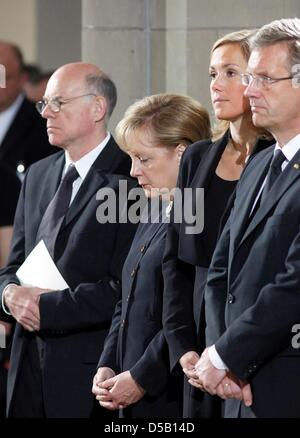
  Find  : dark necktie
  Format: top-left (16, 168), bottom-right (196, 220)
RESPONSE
top-left (260, 149), bottom-right (286, 204)
top-left (36, 164), bottom-right (79, 258)
top-left (247, 149), bottom-right (286, 224)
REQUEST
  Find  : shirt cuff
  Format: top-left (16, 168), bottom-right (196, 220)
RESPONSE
top-left (208, 344), bottom-right (229, 370)
top-left (1, 285), bottom-right (13, 315)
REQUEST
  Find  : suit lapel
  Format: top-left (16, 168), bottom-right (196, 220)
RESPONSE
top-left (231, 149), bottom-right (272, 253)
top-left (191, 132), bottom-right (229, 191)
top-left (61, 137), bottom-right (119, 229)
top-left (238, 148), bottom-right (300, 248)
top-left (63, 167), bottom-right (105, 228)
top-left (39, 153), bottom-right (65, 216)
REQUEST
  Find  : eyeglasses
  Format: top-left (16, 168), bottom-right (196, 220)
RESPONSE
top-left (35, 93), bottom-right (97, 114)
top-left (240, 73), bottom-right (293, 89)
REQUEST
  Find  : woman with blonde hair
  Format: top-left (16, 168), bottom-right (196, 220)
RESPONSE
top-left (162, 29), bottom-right (273, 417)
top-left (92, 93), bottom-right (211, 417)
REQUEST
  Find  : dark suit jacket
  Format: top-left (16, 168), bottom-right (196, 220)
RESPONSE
top-left (99, 210), bottom-right (182, 418)
top-left (0, 96), bottom-right (57, 175)
top-left (205, 144), bottom-right (300, 417)
top-left (162, 134), bottom-right (273, 417)
top-left (163, 134), bottom-right (273, 370)
top-left (0, 137), bottom-right (138, 417)
top-left (0, 163), bottom-right (21, 226)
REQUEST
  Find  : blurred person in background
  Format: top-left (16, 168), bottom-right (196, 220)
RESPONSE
top-left (23, 64), bottom-right (53, 103)
top-left (0, 41), bottom-right (57, 179)
top-left (0, 162), bottom-right (20, 418)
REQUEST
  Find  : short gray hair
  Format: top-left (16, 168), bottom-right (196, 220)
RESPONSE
top-left (85, 73), bottom-right (117, 118)
top-left (250, 18), bottom-right (300, 70)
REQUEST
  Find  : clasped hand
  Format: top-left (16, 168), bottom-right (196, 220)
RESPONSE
top-left (4, 284), bottom-right (50, 332)
top-left (92, 368), bottom-right (145, 410)
top-left (184, 348), bottom-right (253, 407)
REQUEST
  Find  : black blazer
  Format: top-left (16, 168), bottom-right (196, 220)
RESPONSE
top-left (99, 211), bottom-right (182, 418)
top-left (205, 145), bottom-right (300, 417)
top-left (0, 163), bottom-right (21, 226)
top-left (0, 97), bottom-right (57, 175)
top-left (162, 136), bottom-right (227, 370)
top-left (0, 137), bottom-right (138, 417)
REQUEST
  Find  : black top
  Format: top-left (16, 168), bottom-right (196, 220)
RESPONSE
top-left (203, 172), bottom-right (237, 262)
top-left (0, 163), bottom-right (21, 226)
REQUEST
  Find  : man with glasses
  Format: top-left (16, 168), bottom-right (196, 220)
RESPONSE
top-left (194, 18), bottom-right (300, 417)
top-left (0, 62), bottom-right (137, 417)
top-left (0, 41), bottom-right (57, 178)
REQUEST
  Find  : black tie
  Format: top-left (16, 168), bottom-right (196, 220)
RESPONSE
top-left (260, 149), bottom-right (286, 204)
top-left (247, 149), bottom-right (285, 224)
top-left (36, 164), bottom-right (79, 258)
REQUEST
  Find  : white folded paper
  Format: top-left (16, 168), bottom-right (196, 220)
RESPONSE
top-left (16, 240), bottom-right (69, 290)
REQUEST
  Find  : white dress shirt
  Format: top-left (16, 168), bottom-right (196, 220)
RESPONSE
top-left (64, 132), bottom-right (111, 204)
top-left (0, 94), bottom-right (24, 145)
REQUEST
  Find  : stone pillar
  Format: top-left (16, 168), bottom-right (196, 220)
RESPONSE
top-left (37, 0), bottom-right (82, 70)
top-left (178, 0), bottom-right (300, 115)
top-left (0, 0), bottom-right (38, 62)
top-left (82, 0), bottom-right (300, 129)
top-left (83, 0), bottom-right (141, 129)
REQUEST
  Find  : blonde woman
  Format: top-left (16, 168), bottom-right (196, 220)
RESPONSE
top-left (93, 94), bottom-right (211, 418)
top-left (162, 29), bottom-right (273, 418)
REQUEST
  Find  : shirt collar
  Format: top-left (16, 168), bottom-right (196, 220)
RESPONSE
top-left (275, 132), bottom-right (300, 162)
top-left (64, 132), bottom-right (111, 180)
top-left (0, 94), bottom-right (24, 144)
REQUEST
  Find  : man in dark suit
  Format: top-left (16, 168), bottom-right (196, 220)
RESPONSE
top-left (0, 62), bottom-right (137, 417)
top-left (0, 41), bottom-right (57, 177)
top-left (194, 18), bottom-right (300, 418)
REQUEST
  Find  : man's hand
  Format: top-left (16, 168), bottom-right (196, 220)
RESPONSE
top-left (179, 350), bottom-right (200, 380)
top-left (92, 367), bottom-right (116, 406)
top-left (195, 350), bottom-right (253, 407)
top-left (3, 284), bottom-right (49, 331)
top-left (97, 370), bottom-right (145, 410)
top-left (215, 373), bottom-right (253, 406)
top-left (194, 347), bottom-right (226, 395)
top-left (215, 372), bottom-right (243, 400)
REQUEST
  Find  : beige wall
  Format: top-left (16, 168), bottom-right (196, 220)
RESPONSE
top-left (1, 0), bottom-right (300, 129)
top-left (36, 0), bottom-right (81, 70)
top-left (0, 0), bottom-right (37, 62)
top-left (81, 0), bottom-right (300, 131)
top-left (0, 0), bottom-right (81, 69)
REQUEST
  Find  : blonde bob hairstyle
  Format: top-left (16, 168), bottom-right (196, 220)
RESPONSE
top-left (115, 93), bottom-right (211, 151)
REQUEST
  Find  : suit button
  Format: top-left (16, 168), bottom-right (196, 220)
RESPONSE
top-left (140, 245), bottom-right (145, 253)
top-left (126, 295), bottom-right (130, 302)
top-left (121, 319), bottom-right (125, 328)
top-left (228, 293), bottom-right (235, 304)
top-left (130, 269), bottom-right (136, 277)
